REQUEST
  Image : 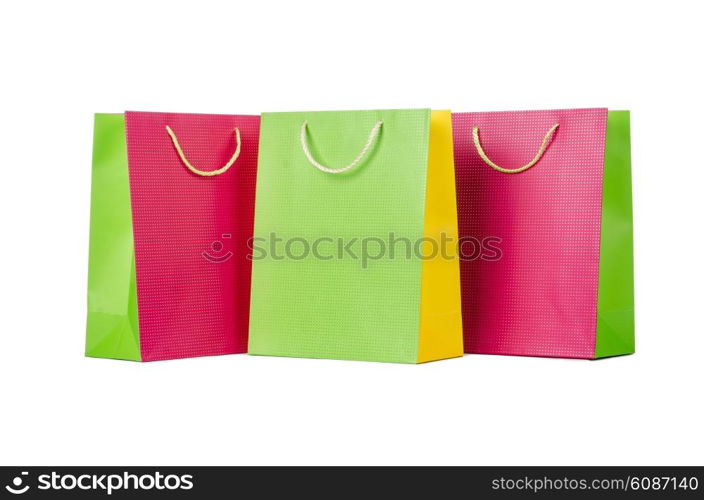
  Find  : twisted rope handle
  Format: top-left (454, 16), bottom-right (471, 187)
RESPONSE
top-left (472, 123), bottom-right (559, 174)
top-left (166, 126), bottom-right (241, 176)
top-left (300, 120), bottom-right (383, 174)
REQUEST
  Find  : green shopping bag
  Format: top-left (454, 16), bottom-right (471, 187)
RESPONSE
top-left (248, 109), bottom-right (464, 363)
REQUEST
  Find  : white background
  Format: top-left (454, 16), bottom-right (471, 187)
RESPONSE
top-left (1, 0), bottom-right (702, 466)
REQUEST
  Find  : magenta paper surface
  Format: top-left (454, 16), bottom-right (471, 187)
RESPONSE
top-left (452, 109), bottom-right (607, 358)
top-left (125, 111), bottom-right (259, 361)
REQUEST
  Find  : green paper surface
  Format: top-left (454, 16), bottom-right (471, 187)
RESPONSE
top-left (248, 109), bottom-right (431, 363)
top-left (594, 111), bottom-right (635, 358)
top-left (85, 114), bottom-right (141, 361)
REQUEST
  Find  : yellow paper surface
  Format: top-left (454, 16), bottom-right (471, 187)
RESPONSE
top-left (417, 110), bottom-right (464, 363)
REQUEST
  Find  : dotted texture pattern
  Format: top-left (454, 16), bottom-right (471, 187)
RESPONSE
top-left (125, 111), bottom-right (259, 361)
top-left (452, 108), bottom-right (607, 359)
top-left (249, 109), bottom-right (430, 363)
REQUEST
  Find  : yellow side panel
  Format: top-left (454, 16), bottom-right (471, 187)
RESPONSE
top-left (417, 110), bottom-right (464, 363)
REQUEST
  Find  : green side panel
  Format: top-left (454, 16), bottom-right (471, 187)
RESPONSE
top-left (248, 109), bottom-right (430, 363)
top-left (85, 114), bottom-right (141, 361)
top-left (594, 111), bottom-right (635, 358)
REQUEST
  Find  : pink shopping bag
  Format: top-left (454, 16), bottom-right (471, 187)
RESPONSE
top-left (86, 111), bottom-right (260, 361)
top-left (452, 108), bottom-right (634, 359)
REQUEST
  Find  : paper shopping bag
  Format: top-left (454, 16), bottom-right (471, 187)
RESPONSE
top-left (86, 111), bottom-right (259, 361)
top-left (452, 108), bottom-right (634, 359)
top-left (248, 109), bottom-right (463, 363)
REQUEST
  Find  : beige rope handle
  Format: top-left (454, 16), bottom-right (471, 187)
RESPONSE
top-left (472, 123), bottom-right (559, 174)
top-left (300, 120), bottom-right (383, 174)
top-left (166, 126), bottom-right (241, 176)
